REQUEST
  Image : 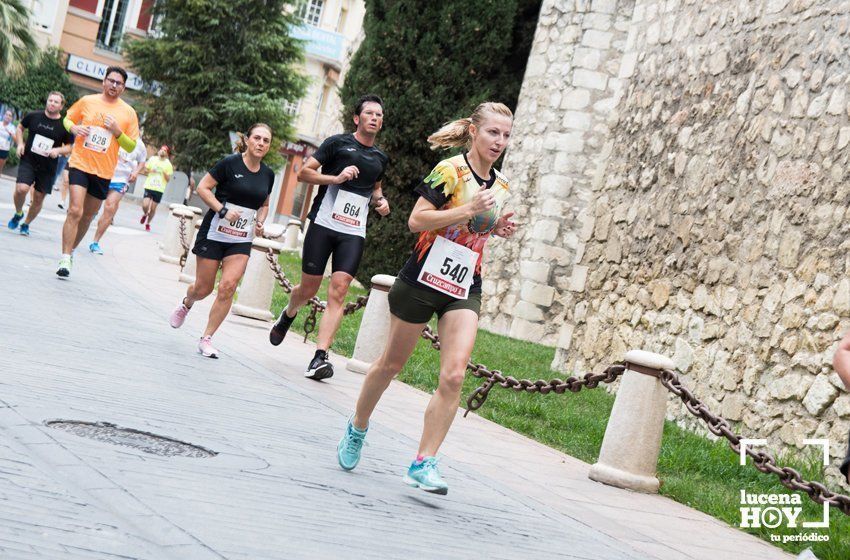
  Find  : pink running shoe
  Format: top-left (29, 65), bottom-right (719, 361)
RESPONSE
top-left (140, 214), bottom-right (146, 224)
top-left (145, 223), bottom-right (151, 232)
top-left (198, 336), bottom-right (218, 359)
top-left (169, 302), bottom-right (190, 328)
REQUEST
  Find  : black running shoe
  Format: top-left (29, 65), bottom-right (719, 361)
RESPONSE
top-left (269, 310), bottom-right (297, 346)
top-left (305, 350), bottom-right (334, 380)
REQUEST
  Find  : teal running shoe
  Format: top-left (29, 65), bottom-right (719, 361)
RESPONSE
top-left (337, 417), bottom-right (367, 471)
top-left (8, 212), bottom-right (23, 230)
top-left (89, 241), bottom-right (103, 254)
top-left (403, 456), bottom-right (448, 495)
top-left (19, 223), bottom-right (30, 236)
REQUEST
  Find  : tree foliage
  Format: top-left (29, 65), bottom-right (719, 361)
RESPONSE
top-left (124, 0), bottom-right (307, 172)
top-left (0, 48), bottom-right (79, 114)
top-left (0, 0), bottom-right (39, 76)
top-left (340, 0), bottom-right (541, 286)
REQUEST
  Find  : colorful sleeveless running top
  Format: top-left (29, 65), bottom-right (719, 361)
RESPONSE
top-left (397, 153), bottom-right (509, 299)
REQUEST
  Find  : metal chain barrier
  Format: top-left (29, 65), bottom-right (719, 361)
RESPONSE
top-left (178, 215), bottom-right (190, 268)
top-left (419, 326), bottom-right (626, 417)
top-left (265, 248), bottom-right (369, 342)
top-left (658, 368), bottom-right (850, 516)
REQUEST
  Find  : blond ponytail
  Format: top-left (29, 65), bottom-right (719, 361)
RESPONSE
top-left (427, 117), bottom-right (473, 150)
top-left (427, 102), bottom-right (513, 151)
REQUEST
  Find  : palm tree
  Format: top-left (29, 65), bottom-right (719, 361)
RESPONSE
top-left (0, 0), bottom-right (38, 76)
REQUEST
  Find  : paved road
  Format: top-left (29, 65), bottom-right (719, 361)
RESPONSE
top-left (0, 181), bottom-right (793, 559)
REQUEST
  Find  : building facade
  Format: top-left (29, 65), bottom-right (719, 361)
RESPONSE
top-left (270, 0), bottom-right (366, 225)
top-left (25, 0), bottom-right (156, 94)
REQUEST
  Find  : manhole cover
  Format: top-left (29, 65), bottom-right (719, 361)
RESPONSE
top-left (45, 420), bottom-right (217, 458)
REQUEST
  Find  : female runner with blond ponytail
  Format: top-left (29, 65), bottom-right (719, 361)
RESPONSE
top-left (167, 124), bottom-right (275, 358)
top-left (336, 102), bottom-right (519, 495)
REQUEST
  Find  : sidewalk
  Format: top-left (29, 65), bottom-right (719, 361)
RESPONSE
top-left (0, 178), bottom-right (793, 559)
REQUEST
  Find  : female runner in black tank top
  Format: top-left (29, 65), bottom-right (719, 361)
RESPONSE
top-left (167, 123), bottom-right (275, 359)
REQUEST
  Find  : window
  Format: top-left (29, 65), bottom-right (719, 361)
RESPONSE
top-left (283, 99), bottom-right (301, 117)
top-left (335, 3), bottom-right (348, 33)
top-left (96, 0), bottom-right (131, 52)
top-left (297, 0), bottom-right (323, 27)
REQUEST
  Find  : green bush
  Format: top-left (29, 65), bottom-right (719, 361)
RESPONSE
top-left (340, 0), bottom-right (541, 286)
top-left (0, 48), bottom-right (79, 115)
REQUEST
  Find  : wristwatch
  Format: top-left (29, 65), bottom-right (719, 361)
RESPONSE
top-left (218, 206), bottom-right (228, 219)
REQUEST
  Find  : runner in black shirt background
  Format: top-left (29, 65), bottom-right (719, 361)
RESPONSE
top-left (269, 94), bottom-right (390, 381)
top-left (169, 123), bottom-right (275, 359)
top-left (7, 92), bottom-right (73, 236)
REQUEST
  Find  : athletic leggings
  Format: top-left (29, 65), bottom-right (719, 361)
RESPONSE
top-left (301, 222), bottom-right (365, 277)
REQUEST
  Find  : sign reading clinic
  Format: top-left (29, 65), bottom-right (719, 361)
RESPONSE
top-left (65, 55), bottom-right (151, 92)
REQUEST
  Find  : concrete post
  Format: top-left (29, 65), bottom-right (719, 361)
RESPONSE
top-left (284, 219), bottom-right (302, 250)
top-left (346, 275), bottom-right (396, 374)
top-left (179, 221), bottom-right (201, 284)
top-left (588, 350), bottom-right (674, 493)
top-left (159, 205), bottom-right (196, 265)
top-left (230, 237), bottom-right (285, 321)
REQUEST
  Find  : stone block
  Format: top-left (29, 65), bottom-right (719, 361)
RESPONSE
top-left (591, 0), bottom-right (617, 14)
top-left (509, 316), bottom-right (546, 340)
top-left (581, 29), bottom-right (613, 49)
top-left (539, 174), bottom-right (573, 196)
top-left (521, 281), bottom-right (556, 307)
top-left (557, 323), bottom-right (575, 351)
top-left (573, 47), bottom-right (602, 70)
top-left (569, 265), bottom-right (589, 292)
top-left (802, 374), bottom-right (839, 415)
top-left (573, 69), bottom-right (608, 91)
top-left (519, 260), bottom-right (551, 284)
top-left (531, 219), bottom-right (560, 242)
top-left (563, 110), bottom-right (593, 130)
top-left (512, 300), bottom-right (545, 322)
top-left (562, 88), bottom-right (592, 110)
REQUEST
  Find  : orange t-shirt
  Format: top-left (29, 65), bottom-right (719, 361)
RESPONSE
top-left (66, 94), bottom-right (140, 179)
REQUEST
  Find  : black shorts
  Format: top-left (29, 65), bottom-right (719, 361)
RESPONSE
top-left (17, 159), bottom-right (56, 194)
top-left (69, 167), bottom-right (110, 200)
top-left (302, 222), bottom-right (365, 276)
top-left (144, 189), bottom-right (163, 203)
top-left (192, 236), bottom-right (252, 261)
top-left (388, 279), bottom-right (481, 324)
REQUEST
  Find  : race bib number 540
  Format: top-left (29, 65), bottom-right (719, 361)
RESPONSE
top-left (417, 235), bottom-right (477, 299)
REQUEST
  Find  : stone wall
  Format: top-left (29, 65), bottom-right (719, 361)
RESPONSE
top-left (480, 0), bottom-right (634, 344)
top-left (483, 0), bottom-right (850, 480)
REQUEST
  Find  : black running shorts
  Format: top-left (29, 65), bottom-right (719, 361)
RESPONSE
top-left (69, 167), bottom-right (110, 200)
top-left (143, 189), bottom-right (164, 203)
top-left (388, 279), bottom-right (482, 324)
top-left (301, 222), bottom-right (365, 277)
top-left (17, 159), bottom-right (55, 194)
top-left (192, 237), bottom-right (252, 261)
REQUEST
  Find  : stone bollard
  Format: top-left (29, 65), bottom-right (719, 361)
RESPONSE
top-left (588, 350), bottom-right (675, 493)
top-left (346, 275), bottom-right (396, 374)
top-left (159, 205), bottom-right (196, 265)
top-left (264, 223), bottom-right (286, 241)
top-left (179, 221), bottom-right (201, 284)
top-left (230, 237), bottom-right (285, 321)
top-left (284, 219), bottom-right (302, 251)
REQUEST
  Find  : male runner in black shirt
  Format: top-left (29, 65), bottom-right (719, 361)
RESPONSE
top-left (7, 92), bottom-right (73, 236)
top-left (269, 94), bottom-right (390, 380)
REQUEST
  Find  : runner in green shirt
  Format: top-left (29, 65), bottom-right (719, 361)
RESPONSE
top-left (140, 145), bottom-right (173, 231)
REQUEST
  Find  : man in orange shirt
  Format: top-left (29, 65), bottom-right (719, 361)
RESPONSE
top-left (57, 66), bottom-right (140, 278)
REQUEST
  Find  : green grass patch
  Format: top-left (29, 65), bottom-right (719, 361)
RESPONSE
top-left (271, 251), bottom-right (850, 558)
